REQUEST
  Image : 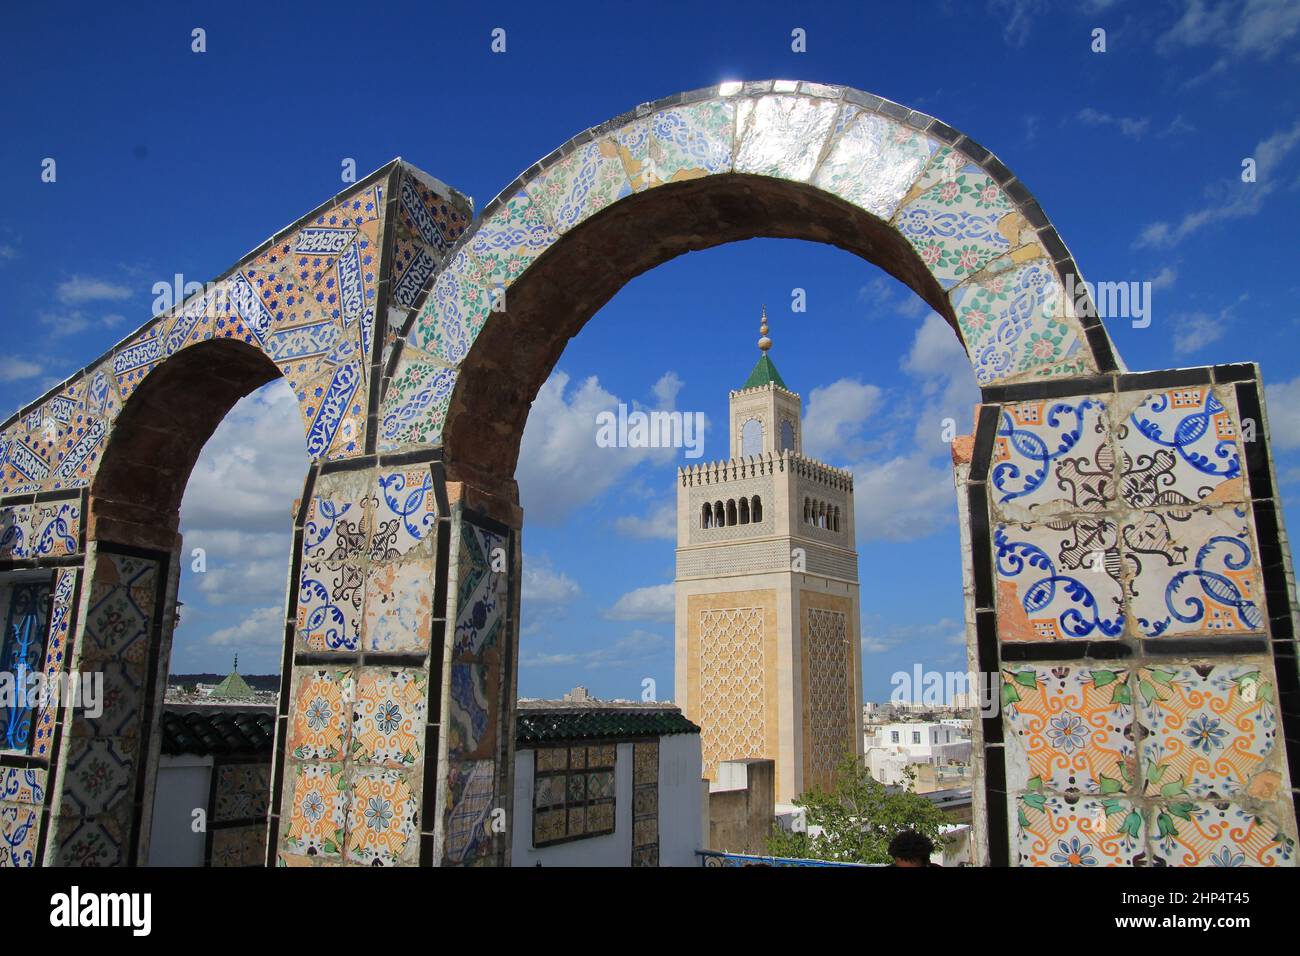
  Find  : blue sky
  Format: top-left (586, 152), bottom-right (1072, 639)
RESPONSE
top-left (1, 1), bottom-right (1298, 701)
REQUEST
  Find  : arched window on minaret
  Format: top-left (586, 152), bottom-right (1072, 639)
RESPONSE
top-left (739, 497), bottom-right (750, 524)
top-left (726, 499), bottom-right (737, 526)
top-left (751, 495), bottom-right (763, 522)
top-left (741, 418), bottom-right (763, 458)
top-left (818, 501), bottom-right (827, 529)
top-left (780, 419), bottom-right (796, 452)
top-left (803, 498), bottom-right (810, 524)
top-left (713, 501), bottom-right (724, 527)
top-left (832, 506), bottom-right (840, 532)
top-left (701, 503), bottom-right (712, 529)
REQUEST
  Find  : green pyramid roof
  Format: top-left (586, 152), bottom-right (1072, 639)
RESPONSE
top-left (210, 669), bottom-right (254, 698)
top-left (741, 353), bottom-right (788, 391)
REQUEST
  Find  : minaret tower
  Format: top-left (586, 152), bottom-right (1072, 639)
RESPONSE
top-left (674, 310), bottom-right (862, 803)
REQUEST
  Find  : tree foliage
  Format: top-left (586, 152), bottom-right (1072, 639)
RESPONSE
top-left (766, 755), bottom-right (948, 864)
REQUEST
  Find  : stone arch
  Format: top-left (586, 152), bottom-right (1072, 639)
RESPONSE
top-left (379, 79), bottom-right (1122, 491)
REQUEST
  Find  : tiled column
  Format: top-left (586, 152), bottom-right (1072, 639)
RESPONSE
top-left (270, 455), bottom-right (519, 866)
top-left (970, 365), bottom-right (1300, 866)
top-left (43, 540), bottom-right (179, 866)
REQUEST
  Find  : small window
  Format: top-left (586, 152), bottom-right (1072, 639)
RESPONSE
top-left (532, 743), bottom-right (617, 847)
top-left (0, 577), bottom-right (54, 753)
top-left (751, 496), bottom-right (763, 522)
top-left (726, 500), bottom-right (737, 526)
top-left (780, 420), bottom-right (796, 452)
top-left (741, 419), bottom-right (763, 458)
top-left (701, 503), bottom-right (712, 529)
top-left (739, 498), bottom-right (750, 524)
top-left (890, 731), bottom-right (899, 743)
top-left (912, 731), bottom-right (921, 745)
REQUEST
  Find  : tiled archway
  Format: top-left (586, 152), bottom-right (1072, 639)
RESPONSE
top-left (1, 82), bottom-right (1295, 868)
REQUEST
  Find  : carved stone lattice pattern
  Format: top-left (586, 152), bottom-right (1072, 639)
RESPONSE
top-left (805, 608), bottom-right (851, 787)
top-left (698, 608), bottom-right (765, 777)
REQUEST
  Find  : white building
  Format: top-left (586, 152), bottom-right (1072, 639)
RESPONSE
top-left (511, 699), bottom-right (703, 866)
top-left (863, 721), bottom-right (972, 786)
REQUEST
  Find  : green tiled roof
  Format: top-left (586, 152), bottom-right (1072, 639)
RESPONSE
top-left (516, 708), bottom-right (700, 744)
top-left (741, 354), bottom-right (788, 391)
top-left (211, 670), bottom-right (254, 698)
top-left (160, 709), bottom-right (274, 757)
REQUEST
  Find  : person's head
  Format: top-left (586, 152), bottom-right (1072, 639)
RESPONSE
top-left (888, 829), bottom-right (934, 867)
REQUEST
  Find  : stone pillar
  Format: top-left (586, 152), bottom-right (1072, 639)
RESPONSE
top-left (970, 366), bottom-right (1300, 866)
top-left (269, 456), bottom-right (520, 867)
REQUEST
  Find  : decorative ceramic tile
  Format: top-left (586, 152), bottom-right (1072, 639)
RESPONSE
top-left (733, 94), bottom-right (838, 181)
top-left (370, 468), bottom-right (436, 560)
top-left (378, 354), bottom-right (457, 451)
top-left (0, 500), bottom-right (80, 559)
top-left (0, 505), bottom-right (32, 559)
top-left (1017, 791), bottom-right (1144, 866)
top-left (362, 559), bottom-right (434, 653)
top-left (812, 107), bottom-right (938, 219)
top-left (0, 801), bottom-right (41, 867)
top-left (351, 669), bottom-right (427, 768)
top-left (282, 762), bottom-right (347, 859)
top-left (344, 767), bottom-right (419, 865)
top-left (1002, 665), bottom-right (1134, 792)
top-left (288, 669), bottom-right (353, 760)
top-left (1124, 505), bottom-right (1264, 638)
top-left (634, 740), bottom-right (658, 786)
top-left (1116, 386), bottom-right (1246, 508)
top-left (949, 259), bottom-right (1091, 386)
top-left (445, 758), bottom-right (496, 865)
top-left (213, 763), bottom-right (271, 822)
top-left (408, 268), bottom-right (490, 365)
top-left (453, 528), bottom-right (507, 658)
top-left (302, 472), bottom-right (370, 565)
top-left (1149, 801), bottom-right (1295, 867)
top-left (994, 519), bottom-right (1125, 641)
top-left (32, 568), bottom-right (76, 760)
top-left (464, 192), bottom-right (557, 287)
top-left (0, 767), bottom-right (46, 805)
top-left (61, 736), bottom-right (135, 817)
top-left (525, 138), bottom-right (633, 234)
top-left (210, 824), bottom-right (266, 867)
top-left (55, 810), bottom-right (127, 867)
top-left (449, 660), bottom-right (499, 762)
top-left (646, 100), bottom-right (735, 183)
top-left (991, 396), bottom-right (1113, 517)
top-left (1138, 664), bottom-right (1277, 799)
top-left (71, 657), bottom-right (145, 738)
top-left (894, 146), bottom-right (1016, 289)
top-left (296, 561), bottom-right (364, 652)
top-left (81, 552), bottom-right (157, 666)
top-left (397, 169), bottom-right (469, 258)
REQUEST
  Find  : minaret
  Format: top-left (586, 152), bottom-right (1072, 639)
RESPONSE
top-left (674, 310), bottom-right (862, 803)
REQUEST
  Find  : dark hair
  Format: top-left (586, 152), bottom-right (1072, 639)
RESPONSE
top-left (888, 829), bottom-right (934, 864)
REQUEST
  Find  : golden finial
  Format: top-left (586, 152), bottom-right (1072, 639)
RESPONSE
top-left (757, 305), bottom-right (772, 353)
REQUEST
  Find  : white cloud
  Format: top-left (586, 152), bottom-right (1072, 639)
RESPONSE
top-left (203, 605), bottom-right (284, 648)
top-left (520, 628), bottom-right (669, 671)
top-left (902, 312), bottom-right (980, 453)
top-left (1159, 0), bottom-right (1300, 62)
top-left (0, 245), bottom-right (16, 261)
top-left (517, 370), bottom-right (692, 524)
top-left (604, 583), bottom-right (674, 622)
top-left (56, 275), bottom-right (132, 305)
top-left (1077, 107), bottom-right (1151, 140)
top-left (0, 356), bottom-right (42, 382)
top-left (614, 500), bottom-right (676, 540)
top-left (1265, 376), bottom-right (1300, 450)
top-left (1151, 266), bottom-right (1178, 290)
top-left (851, 454), bottom-right (958, 542)
top-left (1136, 121), bottom-right (1300, 249)
top-left (1171, 309), bottom-right (1231, 355)
top-left (187, 529), bottom-right (291, 606)
top-left (522, 556), bottom-right (581, 605)
top-left (802, 379), bottom-right (883, 461)
top-left (180, 378), bottom-right (310, 535)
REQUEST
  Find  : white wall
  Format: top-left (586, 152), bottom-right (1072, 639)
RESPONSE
top-left (512, 733), bottom-right (702, 867)
top-left (147, 754), bottom-right (212, 867)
